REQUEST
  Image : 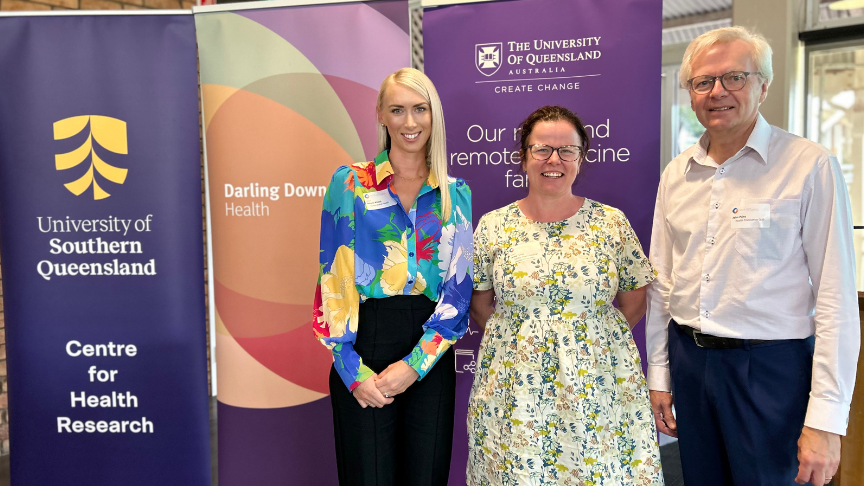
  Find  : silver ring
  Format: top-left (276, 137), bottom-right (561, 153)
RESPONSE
top-left (384, 392), bottom-right (389, 398)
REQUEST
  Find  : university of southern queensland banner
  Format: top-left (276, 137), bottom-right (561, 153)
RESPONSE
top-left (423, 0), bottom-right (662, 483)
top-left (0, 13), bottom-right (210, 486)
top-left (194, 1), bottom-right (409, 483)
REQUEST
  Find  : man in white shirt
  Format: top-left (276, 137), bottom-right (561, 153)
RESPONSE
top-left (647, 26), bottom-right (859, 486)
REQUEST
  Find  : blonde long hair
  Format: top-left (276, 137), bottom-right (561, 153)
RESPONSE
top-left (377, 68), bottom-right (451, 222)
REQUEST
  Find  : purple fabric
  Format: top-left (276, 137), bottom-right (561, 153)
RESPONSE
top-left (424, 0), bottom-right (662, 483)
top-left (367, 0), bottom-right (410, 34)
top-left (0, 14), bottom-right (210, 485)
top-left (211, 3), bottom-right (409, 485)
top-left (240, 1), bottom-right (408, 91)
top-left (218, 399), bottom-right (338, 485)
top-left (322, 74), bottom-right (380, 160)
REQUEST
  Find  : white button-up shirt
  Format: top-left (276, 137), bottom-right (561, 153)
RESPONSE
top-left (646, 114), bottom-right (860, 435)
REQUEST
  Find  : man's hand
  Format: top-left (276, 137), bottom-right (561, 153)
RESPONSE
top-left (796, 426), bottom-right (841, 486)
top-left (649, 390), bottom-right (678, 438)
top-left (352, 373), bottom-right (394, 408)
top-left (375, 361), bottom-right (420, 399)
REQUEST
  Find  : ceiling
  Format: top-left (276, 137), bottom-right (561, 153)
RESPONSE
top-left (663, 0), bottom-right (732, 20)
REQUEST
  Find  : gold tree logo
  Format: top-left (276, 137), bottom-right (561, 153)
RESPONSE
top-left (54, 115), bottom-right (129, 200)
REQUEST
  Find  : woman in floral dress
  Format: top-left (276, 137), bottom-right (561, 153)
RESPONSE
top-left (467, 105), bottom-right (663, 486)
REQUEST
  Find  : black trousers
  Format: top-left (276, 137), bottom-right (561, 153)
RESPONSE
top-left (330, 295), bottom-right (456, 486)
top-left (669, 321), bottom-right (814, 486)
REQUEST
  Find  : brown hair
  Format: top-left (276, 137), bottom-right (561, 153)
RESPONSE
top-left (517, 105), bottom-right (591, 179)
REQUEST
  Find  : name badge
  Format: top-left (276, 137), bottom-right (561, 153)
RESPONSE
top-left (363, 190), bottom-right (397, 211)
top-left (510, 241), bottom-right (543, 263)
top-left (731, 203), bottom-right (770, 229)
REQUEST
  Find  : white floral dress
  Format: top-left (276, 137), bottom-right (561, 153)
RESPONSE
top-left (467, 200), bottom-right (663, 486)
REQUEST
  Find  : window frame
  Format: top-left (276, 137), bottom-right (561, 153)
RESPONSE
top-left (803, 37), bottom-right (864, 290)
top-left (805, 0), bottom-right (864, 32)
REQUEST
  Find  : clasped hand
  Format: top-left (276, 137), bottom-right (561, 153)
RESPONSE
top-left (353, 361), bottom-right (419, 409)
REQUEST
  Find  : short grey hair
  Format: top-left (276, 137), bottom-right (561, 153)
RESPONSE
top-left (679, 26), bottom-right (773, 89)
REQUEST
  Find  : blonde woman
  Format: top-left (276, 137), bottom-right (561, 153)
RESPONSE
top-left (312, 68), bottom-right (473, 486)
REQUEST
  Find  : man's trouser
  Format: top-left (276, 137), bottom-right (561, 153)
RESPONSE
top-left (669, 320), bottom-right (814, 486)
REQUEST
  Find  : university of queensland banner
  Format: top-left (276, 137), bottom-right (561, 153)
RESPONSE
top-left (194, 1), bottom-right (409, 484)
top-left (0, 13), bottom-right (210, 485)
top-left (423, 0), bottom-right (662, 483)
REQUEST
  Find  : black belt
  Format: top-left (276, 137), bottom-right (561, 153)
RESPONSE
top-left (674, 321), bottom-right (772, 349)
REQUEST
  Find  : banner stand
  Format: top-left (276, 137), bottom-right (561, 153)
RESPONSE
top-left (0, 11), bottom-right (211, 485)
top-left (195, 1), bottom-right (410, 483)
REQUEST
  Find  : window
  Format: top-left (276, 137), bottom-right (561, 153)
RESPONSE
top-left (661, 64), bottom-right (705, 172)
top-left (806, 41), bottom-right (864, 289)
top-left (808, 0), bottom-right (864, 30)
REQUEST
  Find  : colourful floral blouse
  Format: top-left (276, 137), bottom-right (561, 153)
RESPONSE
top-left (313, 151), bottom-right (473, 391)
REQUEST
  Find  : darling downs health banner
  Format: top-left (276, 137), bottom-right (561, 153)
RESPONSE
top-left (195, 1), bottom-right (408, 483)
top-left (423, 0), bottom-right (662, 483)
top-left (0, 13), bottom-right (210, 485)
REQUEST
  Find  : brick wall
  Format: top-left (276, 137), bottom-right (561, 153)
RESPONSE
top-left (0, 0), bottom-right (209, 457)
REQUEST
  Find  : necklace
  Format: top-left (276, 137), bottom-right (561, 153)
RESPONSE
top-left (394, 171), bottom-right (428, 182)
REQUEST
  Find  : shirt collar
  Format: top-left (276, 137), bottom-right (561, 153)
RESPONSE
top-left (686, 134), bottom-right (711, 173)
top-left (746, 114), bottom-right (771, 164)
top-left (685, 114), bottom-right (771, 174)
top-left (375, 150), bottom-right (440, 190)
top-left (373, 150), bottom-right (394, 184)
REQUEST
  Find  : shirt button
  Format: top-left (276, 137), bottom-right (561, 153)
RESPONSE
top-left (703, 311), bottom-right (710, 318)
top-left (409, 252), bottom-right (415, 257)
top-left (708, 237), bottom-right (715, 245)
top-left (713, 203), bottom-right (720, 210)
top-left (703, 274), bottom-right (710, 282)
top-left (719, 168), bottom-right (726, 175)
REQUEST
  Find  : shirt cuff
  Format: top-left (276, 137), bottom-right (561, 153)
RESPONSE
top-left (403, 329), bottom-right (451, 380)
top-left (804, 396), bottom-right (851, 436)
top-left (647, 364), bottom-right (672, 392)
top-left (346, 364), bottom-right (375, 392)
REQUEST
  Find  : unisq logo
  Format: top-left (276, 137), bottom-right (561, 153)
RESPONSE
top-left (54, 115), bottom-right (129, 200)
top-left (475, 42), bottom-right (502, 77)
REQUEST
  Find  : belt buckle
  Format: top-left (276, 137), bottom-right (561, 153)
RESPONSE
top-left (692, 330), bottom-right (704, 348)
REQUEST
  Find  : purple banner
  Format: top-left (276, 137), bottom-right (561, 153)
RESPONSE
top-left (423, 0), bottom-right (662, 483)
top-left (195, 1), bottom-right (409, 484)
top-left (0, 13), bottom-right (210, 485)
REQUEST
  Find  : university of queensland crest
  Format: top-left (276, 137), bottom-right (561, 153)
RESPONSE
top-left (475, 43), bottom-right (502, 77)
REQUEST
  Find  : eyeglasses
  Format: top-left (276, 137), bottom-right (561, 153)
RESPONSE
top-left (686, 71), bottom-right (761, 94)
top-left (528, 144), bottom-right (582, 162)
